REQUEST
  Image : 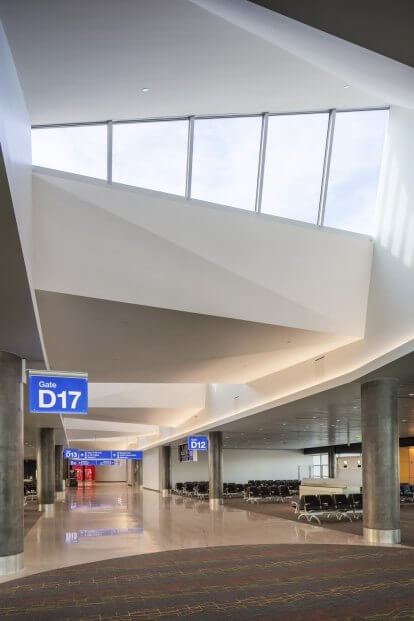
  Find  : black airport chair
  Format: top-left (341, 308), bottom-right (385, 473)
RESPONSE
top-left (195, 482), bottom-right (209, 499)
top-left (297, 495), bottom-right (323, 524)
top-left (400, 483), bottom-right (414, 503)
top-left (350, 493), bottom-right (363, 518)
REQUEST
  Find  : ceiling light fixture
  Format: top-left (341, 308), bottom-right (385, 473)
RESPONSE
top-left (401, 419), bottom-right (407, 423)
top-left (141, 87), bottom-right (150, 93)
top-left (343, 84), bottom-right (351, 89)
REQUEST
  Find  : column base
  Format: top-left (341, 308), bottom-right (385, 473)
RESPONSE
top-left (161, 489), bottom-right (171, 497)
top-left (209, 498), bottom-right (223, 511)
top-left (38, 503), bottom-right (55, 515)
top-left (55, 491), bottom-right (65, 501)
top-left (363, 527), bottom-right (401, 544)
top-left (0, 552), bottom-right (23, 576)
top-left (137, 484), bottom-right (143, 490)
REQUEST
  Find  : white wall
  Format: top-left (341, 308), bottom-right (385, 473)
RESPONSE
top-left (171, 447), bottom-right (313, 485)
top-left (336, 455), bottom-right (363, 487)
top-left (143, 447), bottom-right (160, 491)
top-left (95, 461), bottom-right (127, 482)
top-left (33, 170), bottom-right (372, 336)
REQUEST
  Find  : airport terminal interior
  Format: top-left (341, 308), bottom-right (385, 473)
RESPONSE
top-left (1, 0), bottom-right (414, 619)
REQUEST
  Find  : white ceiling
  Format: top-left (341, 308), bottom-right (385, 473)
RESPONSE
top-left (35, 290), bottom-right (350, 384)
top-left (0, 0), bottom-right (384, 124)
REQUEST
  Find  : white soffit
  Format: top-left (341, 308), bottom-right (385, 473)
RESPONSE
top-left (62, 417), bottom-right (157, 434)
top-left (88, 383), bottom-right (206, 409)
top-left (0, 0), bottom-right (384, 124)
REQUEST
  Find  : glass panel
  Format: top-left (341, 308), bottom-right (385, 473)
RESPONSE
top-left (112, 120), bottom-right (188, 195)
top-left (313, 465), bottom-right (321, 478)
top-left (324, 110), bottom-right (388, 235)
top-left (191, 116), bottom-right (262, 211)
top-left (321, 454), bottom-right (329, 465)
top-left (261, 113), bottom-right (328, 223)
top-left (313, 455), bottom-right (320, 465)
top-left (322, 466), bottom-right (329, 478)
top-left (32, 125), bottom-right (107, 179)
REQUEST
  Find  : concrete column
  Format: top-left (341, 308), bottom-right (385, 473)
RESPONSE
top-left (0, 352), bottom-right (24, 575)
top-left (328, 446), bottom-right (336, 478)
top-left (361, 378), bottom-right (400, 544)
top-left (63, 457), bottom-right (69, 482)
top-left (37, 428), bottom-right (55, 513)
top-left (160, 446), bottom-right (171, 497)
top-left (127, 459), bottom-right (137, 486)
top-left (209, 431), bottom-right (223, 510)
top-left (136, 459), bottom-right (143, 490)
top-left (55, 445), bottom-right (65, 500)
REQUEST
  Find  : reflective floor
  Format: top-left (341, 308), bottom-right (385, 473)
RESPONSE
top-left (2, 483), bottom-right (369, 583)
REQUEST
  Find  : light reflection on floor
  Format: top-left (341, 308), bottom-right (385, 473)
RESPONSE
top-left (0, 482), bottom-right (368, 584)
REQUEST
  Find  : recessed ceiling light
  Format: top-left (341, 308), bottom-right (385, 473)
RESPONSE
top-left (409, 394), bottom-right (414, 397)
top-left (141, 87), bottom-right (150, 93)
top-left (343, 84), bottom-right (351, 89)
top-left (401, 419), bottom-right (407, 423)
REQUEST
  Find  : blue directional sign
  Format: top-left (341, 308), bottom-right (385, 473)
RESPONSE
top-left (64, 449), bottom-right (142, 460)
top-left (29, 372), bottom-right (88, 415)
top-left (188, 436), bottom-right (208, 450)
top-left (64, 448), bottom-right (81, 460)
top-left (111, 450), bottom-right (143, 460)
top-left (70, 460), bottom-right (115, 466)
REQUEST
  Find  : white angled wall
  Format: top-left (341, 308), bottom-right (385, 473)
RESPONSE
top-left (32, 170), bottom-right (372, 337)
top-left (143, 447), bottom-right (160, 491)
top-left (0, 21), bottom-right (33, 271)
top-left (170, 447), bottom-right (313, 485)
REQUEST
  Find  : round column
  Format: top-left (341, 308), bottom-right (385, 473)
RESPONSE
top-left (328, 446), bottom-right (336, 478)
top-left (136, 459), bottom-right (143, 490)
top-left (0, 352), bottom-right (24, 575)
top-left (37, 428), bottom-right (55, 513)
top-left (160, 446), bottom-right (171, 497)
top-left (209, 431), bottom-right (223, 510)
top-left (55, 445), bottom-right (65, 500)
top-left (361, 378), bottom-right (400, 544)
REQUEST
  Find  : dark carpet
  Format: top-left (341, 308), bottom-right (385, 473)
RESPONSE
top-left (226, 498), bottom-right (414, 547)
top-left (0, 544), bottom-right (414, 620)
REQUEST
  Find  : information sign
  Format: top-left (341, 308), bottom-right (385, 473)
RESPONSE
top-left (65, 449), bottom-right (142, 460)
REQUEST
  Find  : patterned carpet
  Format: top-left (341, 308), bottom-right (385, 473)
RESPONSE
top-left (0, 545), bottom-right (414, 620)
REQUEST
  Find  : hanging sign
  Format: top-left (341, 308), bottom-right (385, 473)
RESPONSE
top-left (28, 371), bottom-right (88, 415)
top-left (65, 449), bottom-right (142, 460)
top-left (188, 436), bottom-right (208, 450)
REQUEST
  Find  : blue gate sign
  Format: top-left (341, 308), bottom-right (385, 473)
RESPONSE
top-left (64, 448), bottom-right (80, 459)
top-left (29, 372), bottom-right (88, 415)
top-left (188, 436), bottom-right (208, 451)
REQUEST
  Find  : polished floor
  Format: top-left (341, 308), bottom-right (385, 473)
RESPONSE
top-left (1, 482), bottom-right (372, 584)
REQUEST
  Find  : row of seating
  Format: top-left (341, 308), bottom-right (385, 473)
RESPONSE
top-left (248, 480), bottom-right (300, 492)
top-left (174, 480), bottom-right (299, 501)
top-left (174, 481), bottom-right (245, 499)
top-left (296, 493), bottom-right (363, 524)
top-left (244, 484), bottom-right (292, 503)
